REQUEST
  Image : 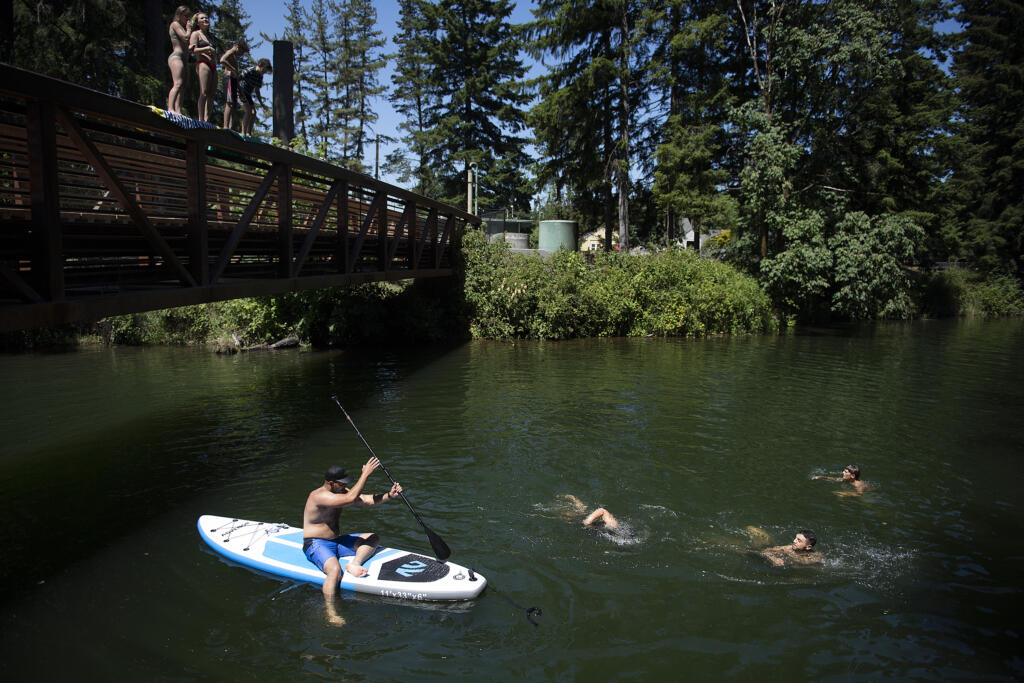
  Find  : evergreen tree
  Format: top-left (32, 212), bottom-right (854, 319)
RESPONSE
top-left (305, 0), bottom-right (341, 160)
top-left (423, 0), bottom-right (532, 213)
top-left (276, 0), bottom-right (313, 146)
top-left (529, 0), bottom-right (646, 249)
top-left (9, 0), bottom-right (204, 106)
top-left (649, 0), bottom-right (738, 248)
top-left (214, 0), bottom-right (254, 55)
top-left (333, 0), bottom-right (387, 173)
top-left (949, 0), bottom-right (1024, 275)
top-left (387, 0), bottom-right (442, 195)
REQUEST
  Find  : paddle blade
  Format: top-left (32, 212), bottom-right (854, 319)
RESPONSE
top-left (425, 525), bottom-right (451, 561)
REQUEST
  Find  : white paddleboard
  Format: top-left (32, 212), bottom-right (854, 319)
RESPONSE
top-left (197, 515), bottom-right (486, 601)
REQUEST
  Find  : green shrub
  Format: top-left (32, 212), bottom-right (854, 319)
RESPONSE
top-left (461, 229), bottom-right (778, 340)
top-left (922, 270), bottom-right (1023, 318)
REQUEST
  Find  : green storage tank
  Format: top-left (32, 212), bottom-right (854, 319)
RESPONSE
top-left (538, 220), bottom-right (577, 252)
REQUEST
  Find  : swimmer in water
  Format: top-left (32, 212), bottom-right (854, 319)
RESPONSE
top-left (814, 464), bottom-right (869, 496)
top-left (752, 528), bottom-right (822, 567)
top-left (560, 494), bottom-right (620, 531)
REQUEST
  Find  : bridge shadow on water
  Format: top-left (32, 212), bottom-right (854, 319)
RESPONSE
top-left (0, 338), bottom-right (466, 605)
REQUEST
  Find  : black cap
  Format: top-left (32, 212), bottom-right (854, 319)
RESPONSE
top-left (324, 465), bottom-right (351, 485)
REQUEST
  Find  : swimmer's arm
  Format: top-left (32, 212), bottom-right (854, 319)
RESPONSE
top-left (812, 475), bottom-right (841, 481)
top-left (761, 546), bottom-right (787, 566)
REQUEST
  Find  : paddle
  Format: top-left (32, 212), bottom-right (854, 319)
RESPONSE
top-left (331, 396), bottom-right (452, 562)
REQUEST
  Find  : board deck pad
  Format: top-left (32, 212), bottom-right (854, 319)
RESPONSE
top-left (197, 515), bottom-right (486, 601)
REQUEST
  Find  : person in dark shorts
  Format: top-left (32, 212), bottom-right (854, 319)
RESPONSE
top-left (302, 459), bottom-right (402, 595)
top-left (219, 39), bottom-right (248, 130)
top-left (238, 58), bottom-right (272, 135)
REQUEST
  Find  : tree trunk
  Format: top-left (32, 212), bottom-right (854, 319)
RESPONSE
top-left (144, 0), bottom-right (163, 80)
top-left (1, 0), bottom-right (13, 64)
top-left (616, 9), bottom-right (630, 253)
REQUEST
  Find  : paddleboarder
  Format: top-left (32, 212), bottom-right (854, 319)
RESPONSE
top-left (302, 458), bottom-right (403, 595)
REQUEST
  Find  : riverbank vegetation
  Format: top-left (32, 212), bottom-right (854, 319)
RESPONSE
top-left (4, 231), bottom-right (1020, 353)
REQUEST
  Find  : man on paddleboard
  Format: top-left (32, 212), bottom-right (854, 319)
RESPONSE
top-left (302, 458), bottom-right (403, 595)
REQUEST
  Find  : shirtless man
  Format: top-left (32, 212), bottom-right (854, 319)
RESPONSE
top-left (760, 530), bottom-right (822, 567)
top-left (302, 458), bottom-right (402, 595)
top-left (814, 464), bottom-right (869, 494)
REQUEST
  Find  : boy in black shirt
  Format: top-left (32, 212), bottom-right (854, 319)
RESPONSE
top-left (238, 58), bottom-right (272, 136)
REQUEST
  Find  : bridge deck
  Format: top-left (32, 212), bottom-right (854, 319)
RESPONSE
top-left (0, 64), bottom-right (477, 332)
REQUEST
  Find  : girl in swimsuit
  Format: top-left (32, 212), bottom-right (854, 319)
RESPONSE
top-left (219, 39), bottom-right (248, 131)
top-left (188, 12), bottom-right (217, 122)
top-left (166, 5), bottom-right (191, 114)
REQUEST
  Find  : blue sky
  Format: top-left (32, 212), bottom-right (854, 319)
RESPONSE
top-left (235, 1), bottom-right (540, 185)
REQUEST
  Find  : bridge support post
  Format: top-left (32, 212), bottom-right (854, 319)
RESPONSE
top-left (337, 181), bottom-right (349, 274)
top-left (277, 164), bottom-right (293, 278)
top-left (26, 100), bottom-right (63, 300)
top-left (186, 140), bottom-right (209, 285)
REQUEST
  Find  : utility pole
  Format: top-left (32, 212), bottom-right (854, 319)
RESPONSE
top-left (466, 163), bottom-right (477, 215)
top-left (375, 137), bottom-right (379, 180)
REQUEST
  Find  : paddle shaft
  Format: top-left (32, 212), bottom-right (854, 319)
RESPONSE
top-left (331, 397), bottom-right (451, 560)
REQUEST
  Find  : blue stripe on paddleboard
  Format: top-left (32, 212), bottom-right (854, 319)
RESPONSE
top-left (197, 517), bottom-right (324, 586)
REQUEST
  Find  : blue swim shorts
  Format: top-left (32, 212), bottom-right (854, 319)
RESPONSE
top-left (302, 535), bottom-right (362, 572)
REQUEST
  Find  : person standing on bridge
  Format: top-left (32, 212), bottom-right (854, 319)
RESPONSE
top-left (238, 58), bottom-right (272, 136)
top-left (220, 38), bottom-right (248, 130)
top-left (166, 6), bottom-right (192, 114)
top-left (302, 459), bottom-right (403, 596)
top-left (188, 12), bottom-right (217, 122)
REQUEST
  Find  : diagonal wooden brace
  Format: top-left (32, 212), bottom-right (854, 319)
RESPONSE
top-left (54, 107), bottom-right (197, 287)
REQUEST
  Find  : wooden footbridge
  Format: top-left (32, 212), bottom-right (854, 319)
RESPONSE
top-left (0, 64), bottom-right (478, 333)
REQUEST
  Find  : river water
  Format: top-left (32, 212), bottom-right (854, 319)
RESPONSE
top-left (1, 319), bottom-right (1022, 681)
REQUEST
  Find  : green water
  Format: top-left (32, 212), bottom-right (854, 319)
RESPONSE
top-left (1, 319), bottom-right (1022, 681)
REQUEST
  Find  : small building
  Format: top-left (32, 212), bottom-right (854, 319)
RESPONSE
top-left (579, 226), bottom-right (618, 251)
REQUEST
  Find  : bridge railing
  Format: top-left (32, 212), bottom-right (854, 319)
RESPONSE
top-left (0, 63), bottom-right (478, 332)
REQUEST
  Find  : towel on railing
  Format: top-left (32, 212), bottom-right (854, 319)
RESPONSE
top-left (149, 106), bottom-right (219, 130)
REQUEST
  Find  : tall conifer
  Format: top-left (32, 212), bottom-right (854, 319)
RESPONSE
top-left (422, 0), bottom-right (532, 212)
top-left (333, 0), bottom-right (387, 173)
top-left (388, 0), bottom-right (442, 195)
top-left (950, 0), bottom-right (1024, 275)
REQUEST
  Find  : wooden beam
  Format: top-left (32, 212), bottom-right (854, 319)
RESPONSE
top-left (377, 196), bottom-right (389, 272)
top-left (338, 180), bottom-right (349, 273)
top-left (210, 163), bottom-right (280, 282)
top-left (294, 180), bottom-right (339, 275)
top-left (25, 100), bottom-right (63, 300)
top-left (347, 192), bottom-right (386, 274)
top-left (407, 205), bottom-right (419, 270)
top-left (277, 164), bottom-right (292, 278)
top-left (413, 207), bottom-right (437, 270)
top-left (54, 106), bottom-right (197, 287)
top-left (186, 140), bottom-right (209, 285)
top-left (387, 201), bottom-right (414, 268)
top-left (435, 215), bottom-right (454, 268)
top-left (0, 262), bottom-right (43, 303)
